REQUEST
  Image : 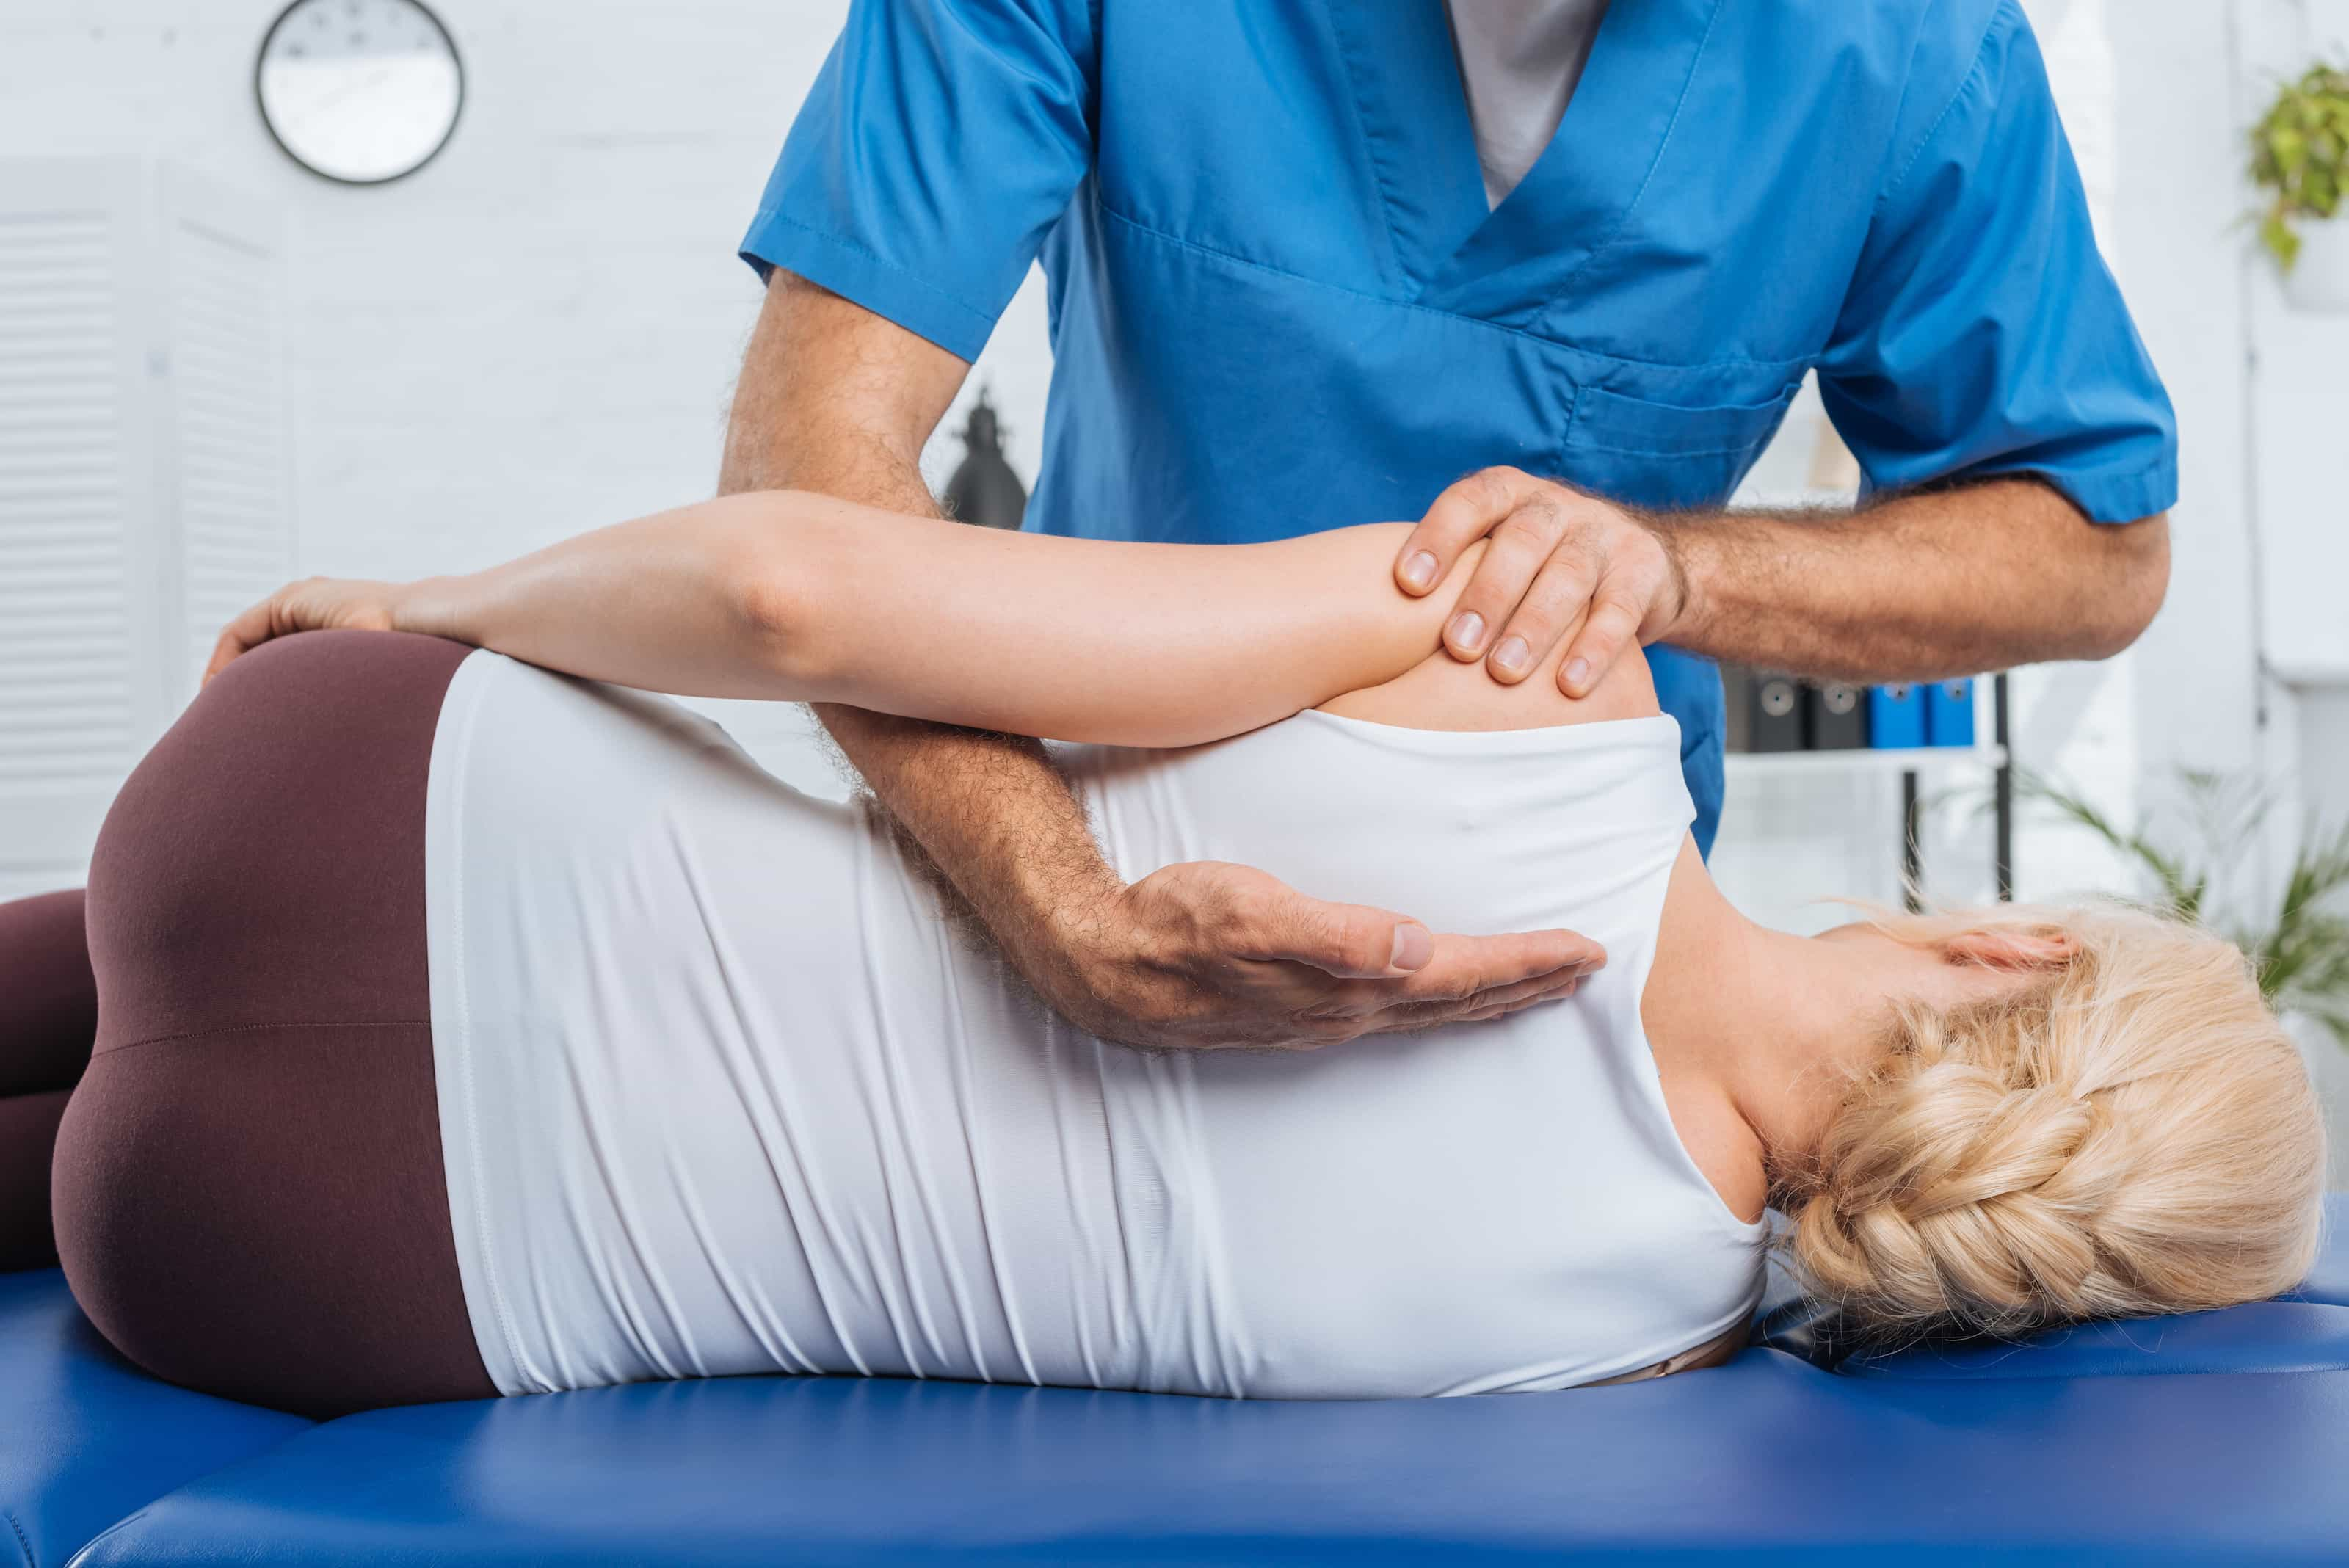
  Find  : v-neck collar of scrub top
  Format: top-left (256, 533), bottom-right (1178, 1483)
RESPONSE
top-left (1324, 0), bottom-right (1721, 333)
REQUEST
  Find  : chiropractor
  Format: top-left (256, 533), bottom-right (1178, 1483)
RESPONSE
top-left (721, 0), bottom-right (2176, 1053)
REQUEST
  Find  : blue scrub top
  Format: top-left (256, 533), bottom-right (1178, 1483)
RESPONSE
top-left (741, 0), bottom-right (2177, 854)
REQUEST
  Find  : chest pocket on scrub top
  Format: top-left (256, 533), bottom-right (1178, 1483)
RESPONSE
top-left (1562, 380), bottom-right (1803, 512)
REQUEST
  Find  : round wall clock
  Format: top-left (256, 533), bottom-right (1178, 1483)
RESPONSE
top-left (255, 0), bottom-right (465, 185)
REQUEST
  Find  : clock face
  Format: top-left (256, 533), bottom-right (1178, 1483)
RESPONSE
top-left (255, 0), bottom-right (463, 184)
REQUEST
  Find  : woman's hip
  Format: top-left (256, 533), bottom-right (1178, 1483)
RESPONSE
top-left (81, 628), bottom-right (475, 1050)
top-left (57, 628), bottom-right (493, 1416)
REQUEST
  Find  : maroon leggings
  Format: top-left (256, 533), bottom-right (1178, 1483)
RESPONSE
top-left (1, 629), bottom-right (494, 1418)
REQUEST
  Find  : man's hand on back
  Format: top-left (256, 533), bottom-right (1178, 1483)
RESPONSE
top-left (1034, 860), bottom-right (1605, 1052)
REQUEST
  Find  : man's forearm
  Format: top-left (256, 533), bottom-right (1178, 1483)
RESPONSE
top-left (1658, 479), bottom-right (2169, 683)
top-left (717, 275), bottom-right (1126, 1017)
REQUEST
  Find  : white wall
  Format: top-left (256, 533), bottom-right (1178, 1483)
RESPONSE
top-left (0, 0), bottom-right (1056, 799)
top-left (4, 1), bottom-right (816, 563)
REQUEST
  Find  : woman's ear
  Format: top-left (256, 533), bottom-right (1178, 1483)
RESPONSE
top-left (1942, 927), bottom-right (2080, 972)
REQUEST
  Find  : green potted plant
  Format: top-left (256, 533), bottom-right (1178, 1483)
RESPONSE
top-left (2251, 62), bottom-right (2349, 311)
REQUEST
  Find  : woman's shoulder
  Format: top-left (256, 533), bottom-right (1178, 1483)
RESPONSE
top-left (1315, 636), bottom-right (1663, 733)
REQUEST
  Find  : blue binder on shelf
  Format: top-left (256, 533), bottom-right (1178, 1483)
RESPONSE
top-left (1867, 684), bottom-right (1926, 749)
top-left (1925, 679), bottom-right (1976, 747)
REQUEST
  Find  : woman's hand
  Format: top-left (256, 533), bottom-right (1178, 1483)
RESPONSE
top-left (203, 577), bottom-right (418, 686)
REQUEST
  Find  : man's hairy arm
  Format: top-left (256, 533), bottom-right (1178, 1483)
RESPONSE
top-left (717, 272), bottom-right (1131, 1035)
top-left (1394, 466), bottom-right (2168, 696)
top-left (1658, 479), bottom-right (2168, 683)
top-left (718, 272), bottom-right (1601, 1048)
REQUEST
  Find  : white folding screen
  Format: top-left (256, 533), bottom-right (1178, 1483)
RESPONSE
top-left (0, 159), bottom-right (290, 899)
top-left (159, 170), bottom-right (294, 702)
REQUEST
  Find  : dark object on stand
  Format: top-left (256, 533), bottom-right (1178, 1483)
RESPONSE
top-left (1721, 664), bottom-right (1805, 753)
top-left (1807, 682), bottom-right (1869, 750)
top-left (1743, 670), bottom-right (1807, 752)
top-left (943, 389), bottom-right (1029, 530)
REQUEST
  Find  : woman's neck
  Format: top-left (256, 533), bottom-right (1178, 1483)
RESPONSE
top-left (1647, 846), bottom-right (1919, 1205)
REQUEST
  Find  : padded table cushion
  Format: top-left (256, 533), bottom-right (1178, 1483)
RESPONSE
top-left (16, 1199), bottom-right (2349, 1565)
top-left (66, 1353), bottom-right (2349, 1565)
top-left (0, 1270), bottom-right (308, 1568)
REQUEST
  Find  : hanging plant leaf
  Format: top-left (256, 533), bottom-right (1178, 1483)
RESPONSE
top-left (2264, 208), bottom-right (2303, 269)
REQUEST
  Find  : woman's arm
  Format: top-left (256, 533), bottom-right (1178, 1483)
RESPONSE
top-left (233, 491), bottom-right (1481, 748)
top-left (738, 493), bottom-right (1480, 744)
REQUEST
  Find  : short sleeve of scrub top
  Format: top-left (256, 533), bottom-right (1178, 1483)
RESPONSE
top-left (738, 0), bottom-right (1097, 363)
top-left (1815, 0), bottom-right (2176, 524)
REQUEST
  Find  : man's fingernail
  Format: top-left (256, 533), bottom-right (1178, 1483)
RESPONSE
top-left (1565, 657), bottom-right (1591, 691)
top-left (1401, 551), bottom-right (1438, 591)
top-left (1492, 636), bottom-right (1529, 675)
top-left (1448, 611), bottom-right (1486, 653)
top-left (1390, 922), bottom-right (1434, 971)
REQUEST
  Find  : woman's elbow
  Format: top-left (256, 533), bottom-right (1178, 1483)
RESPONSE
top-left (728, 492), bottom-right (846, 696)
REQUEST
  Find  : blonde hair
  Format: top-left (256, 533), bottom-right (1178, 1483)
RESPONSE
top-left (1785, 900), bottom-right (2328, 1341)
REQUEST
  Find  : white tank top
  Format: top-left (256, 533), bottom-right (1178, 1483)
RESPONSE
top-left (423, 650), bottom-right (1764, 1400)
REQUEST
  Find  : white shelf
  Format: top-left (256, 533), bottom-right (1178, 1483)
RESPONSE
top-left (2270, 661), bottom-right (2349, 689)
top-left (1726, 745), bottom-right (2008, 780)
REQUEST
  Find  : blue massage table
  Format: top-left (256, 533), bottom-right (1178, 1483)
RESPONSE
top-left (7, 1195), bottom-right (2345, 1566)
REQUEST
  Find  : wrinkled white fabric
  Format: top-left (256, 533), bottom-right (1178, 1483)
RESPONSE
top-left (425, 650), bottom-right (1764, 1400)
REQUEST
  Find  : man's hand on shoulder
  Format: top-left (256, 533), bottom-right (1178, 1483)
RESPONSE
top-left (1026, 859), bottom-right (1605, 1052)
top-left (1393, 467), bottom-right (1690, 701)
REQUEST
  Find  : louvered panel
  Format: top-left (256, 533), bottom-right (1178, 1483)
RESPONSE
top-left (167, 211), bottom-right (288, 693)
top-left (0, 208), bottom-right (136, 810)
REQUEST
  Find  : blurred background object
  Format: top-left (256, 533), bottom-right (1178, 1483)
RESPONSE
top-left (254, 0), bottom-right (465, 185)
top-left (942, 388), bottom-right (1027, 531)
top-left (1, 159), bottom-right (291, 891)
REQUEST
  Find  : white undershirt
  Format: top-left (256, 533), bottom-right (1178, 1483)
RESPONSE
top-left (1447, 0), bottom-right (1613, 206)
top-left (424, 651), bottom-right (1764, 1401)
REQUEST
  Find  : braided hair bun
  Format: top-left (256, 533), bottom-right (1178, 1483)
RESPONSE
top-left (1787, 903), bottom-right (2325, 1340)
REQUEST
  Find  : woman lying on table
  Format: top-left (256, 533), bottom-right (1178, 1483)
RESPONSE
top-left (0, 491), bottom-right (2323, 1416)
